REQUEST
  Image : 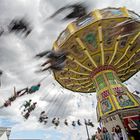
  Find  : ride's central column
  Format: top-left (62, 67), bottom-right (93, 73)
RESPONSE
top-left (91, 66), bottom-right (139, 122)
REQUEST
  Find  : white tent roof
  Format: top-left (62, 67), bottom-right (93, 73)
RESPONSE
top-left (0, 132), bottom-right (8, 140)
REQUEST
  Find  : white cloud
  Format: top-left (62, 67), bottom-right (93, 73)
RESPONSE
top-left (0, 0), bottom-right (140, 140)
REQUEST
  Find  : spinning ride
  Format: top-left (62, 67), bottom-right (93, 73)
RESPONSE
top-left (53, 7), bottom-right (140, 133)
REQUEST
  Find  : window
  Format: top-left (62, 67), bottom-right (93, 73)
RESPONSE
top-left (106, 72), bottom-right (116, 85)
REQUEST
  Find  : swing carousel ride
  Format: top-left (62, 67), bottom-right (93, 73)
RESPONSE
top-left (52, 7), bottom-right (140, 132)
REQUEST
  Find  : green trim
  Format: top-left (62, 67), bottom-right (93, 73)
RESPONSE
top-left (96, 74), bottom-right (107, 90)
top-left (84, 33), bottom-right (97, 48)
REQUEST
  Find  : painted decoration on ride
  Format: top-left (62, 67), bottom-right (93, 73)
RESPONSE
top-left (129, 38), bottom-right (140, 53)
top-left (113, 54), bottom-right (119, 63)
top-left (61, 71), bottom-right (74, 77)
top-left (76, 14), bottom-right (94, 28)
top-left (101, 98), bottom-right (112, 113)
top-left (103, 28), bottom-right (113, 48)
top-left (57, 29), bottom-right (70, 46)
top-left (63, 79), bottom-right (73, 85)
top-left (93, 55), bottom-right (100, 65)
top-left (66, 59), bottom-right (78, 69)
top-left (131, 53), bottom-right (140, 69)
top-left (101, 90), bottom-right (110, 99)
top-left (96, 75), bottom-right (107, 90)
top-left (113, 87), bottom-right (135, 107)
top-left (78, 66), bottom-right (89, 73)
top-left (106, 37), bottom-right (112, 45)
top-left (106, 72), bottom-right (116, 85)
top-left (116, 94), bottom-right (134, 107)
top-left (119, 36), bottom-right (128, 48)
top-left (129, 43), bottom-right (137, 52)
top-left (119, 58), bottom-right (128, 66)
top-left (72, 84), bottom-right (80, 89)
top-left (113, 87), bottom-right (126, 94)
top-left (135, 60), bottom-right (140, 66)
top-left (60, 71), bottom-right (67, 76)
top-left (70, 44), bottom-right (85, 59)
top-left (133, 51), bottom-right (140, 60)
top-left (101, 9), bottom-right (123, 18)
top-left (104, 53), bottom-right (110, 63)
top-left (123, 115), bottom-right (140, 132)
top-left (87, 62), bottom-right (92, 68)
top-left (84, 33), bottom-right (97, 49)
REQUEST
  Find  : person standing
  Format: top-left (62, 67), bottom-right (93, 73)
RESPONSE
top-left (95, 127), bottom-right (103, 140)
top-left (111, 127), bottom-right (119, 140)
top-left (102, 127), bottom-right (112, 140)
top-left (115, 125), bottom-right (128, 140)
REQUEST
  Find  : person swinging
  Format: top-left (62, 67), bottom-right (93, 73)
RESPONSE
top-left (16, 83), bottom-right (41, 97)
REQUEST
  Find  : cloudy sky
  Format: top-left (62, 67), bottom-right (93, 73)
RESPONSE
top-left (0, 0), bottom-right (140, 140)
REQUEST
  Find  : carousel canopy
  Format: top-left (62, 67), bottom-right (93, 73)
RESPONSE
top-left (53, 7), bottom-right (140, 93)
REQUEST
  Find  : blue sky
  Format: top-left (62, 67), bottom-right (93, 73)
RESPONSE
top-left (10, 130), bottom-right (45, 140)
top-left (0, 118), bottom-right (64, 140)
top-left (10, 129), bottom-right (63, 140)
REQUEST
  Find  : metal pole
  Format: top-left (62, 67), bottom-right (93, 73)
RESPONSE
top-left (84, 119), bottom-right (90, 140)
top-left (0, 77), bottom-right (1, 87)
top-left (0, 70), bottom-right (3, 87)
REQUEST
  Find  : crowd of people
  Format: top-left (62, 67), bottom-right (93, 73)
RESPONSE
top-left (38, 111), bottom-right (94, 128)
top-left (19, 101), bottom-right (95, 129)
top-left (95, 125), bottom-right (128, 140)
